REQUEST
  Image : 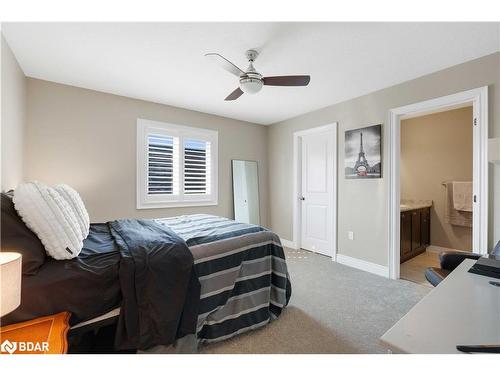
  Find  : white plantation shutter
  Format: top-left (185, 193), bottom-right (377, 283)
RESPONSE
top-left (183, 139), bottom-right (211, 195)
top-left (147, 134), bottom-right (180, 195)
top-left (137, 119), bottom-right (218, 208)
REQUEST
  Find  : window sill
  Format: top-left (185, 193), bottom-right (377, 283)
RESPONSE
top-left (136, 200), bottom-right (218, 210)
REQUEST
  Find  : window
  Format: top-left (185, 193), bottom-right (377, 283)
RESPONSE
top-left (137, 119), bottom-right (218, 208)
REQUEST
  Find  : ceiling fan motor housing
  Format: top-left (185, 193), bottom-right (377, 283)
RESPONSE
top-left (239, 50), bottom-right (263, 94)
top-left (240, 72), bottom-right (263, 94)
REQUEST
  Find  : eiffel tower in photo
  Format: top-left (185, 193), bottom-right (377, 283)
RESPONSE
top-left (353, 132), bottom-right (370, 174)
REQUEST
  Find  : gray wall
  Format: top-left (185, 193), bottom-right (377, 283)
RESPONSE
top-left (25, 78), bottom-right (269, 225)
top-left (268, 52), bottom-right (500, 266)
top-left (1, 34), bottom-right (26, 191)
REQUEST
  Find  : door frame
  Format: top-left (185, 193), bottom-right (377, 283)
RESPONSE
top-left (292, 123), bottom-right (338, 260)
top-left (388, 87), bottom-right (489, 280)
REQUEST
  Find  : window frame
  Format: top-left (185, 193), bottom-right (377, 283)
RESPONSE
top-left (137, 118), bottom-right (218, 209)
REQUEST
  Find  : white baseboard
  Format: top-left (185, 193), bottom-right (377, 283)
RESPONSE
top-left (280, 238), bottom-right (298, 249)
top-left (336, 254), bottom-right (389, 278)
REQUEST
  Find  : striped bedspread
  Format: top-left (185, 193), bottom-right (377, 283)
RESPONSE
top-left (157, 214), bottom-right (291, 344)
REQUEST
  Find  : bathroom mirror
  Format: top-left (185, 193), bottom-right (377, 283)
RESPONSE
top-left (232, 160), bottom-right (260, 225)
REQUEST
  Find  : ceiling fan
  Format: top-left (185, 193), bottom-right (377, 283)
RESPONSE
top-left (205, 49), bottom-right (311, 101)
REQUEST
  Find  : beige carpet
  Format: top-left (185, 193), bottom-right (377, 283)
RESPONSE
top-left (199, 248), bottom-right (429, 354)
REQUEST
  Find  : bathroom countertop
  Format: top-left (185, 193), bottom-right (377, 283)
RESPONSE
top-left (400, 199), bottom-right (433, 212)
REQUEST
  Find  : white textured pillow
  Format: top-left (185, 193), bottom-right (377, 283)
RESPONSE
top-left (13, 182), bottom-right (84, 260)
top-left (54, 184), bottom-right (90, 239)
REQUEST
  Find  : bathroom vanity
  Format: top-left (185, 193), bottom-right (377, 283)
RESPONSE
top-left (400, 201), bottom-right (432, 263)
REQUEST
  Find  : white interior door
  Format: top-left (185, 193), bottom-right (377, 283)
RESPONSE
top-left (300, 130), bottom-right (334, 257)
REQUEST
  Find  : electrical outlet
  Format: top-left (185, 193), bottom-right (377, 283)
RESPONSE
top-left (348, 231), bottom-right (354, 240)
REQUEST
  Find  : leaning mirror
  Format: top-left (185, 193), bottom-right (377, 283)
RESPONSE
top-left (232, 160), bottom-right (260, 225)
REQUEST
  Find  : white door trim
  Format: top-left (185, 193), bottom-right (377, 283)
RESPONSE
top-left (292, 123), bottom-right (338, 260)
top-left (388, 86), bottom-right (489, 279)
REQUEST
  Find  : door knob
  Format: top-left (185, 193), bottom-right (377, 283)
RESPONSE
top-left (299, 196), bottom-right (305, 201)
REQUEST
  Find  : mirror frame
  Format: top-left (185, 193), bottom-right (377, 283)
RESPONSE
top-left (231, 159), bottom-right (261, 225)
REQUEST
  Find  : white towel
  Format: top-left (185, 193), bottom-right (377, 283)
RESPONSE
top-left (452, 181), bottom-right (473, 212)
top-left (445, 182), bottom-right (472, 227)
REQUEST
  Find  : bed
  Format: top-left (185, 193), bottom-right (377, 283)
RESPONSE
top-left (160, 214), bottom-right (291, 344)
top-left (2, 212), bottom-right (291, 351)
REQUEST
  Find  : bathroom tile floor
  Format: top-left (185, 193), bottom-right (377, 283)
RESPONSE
top-left (400, 251), bottom-right (440, 287)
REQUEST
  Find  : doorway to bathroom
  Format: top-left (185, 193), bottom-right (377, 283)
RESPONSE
top-left (400, 106), bottom-right (474, 285)
top-left (388, 87), bottom-right (489, 284)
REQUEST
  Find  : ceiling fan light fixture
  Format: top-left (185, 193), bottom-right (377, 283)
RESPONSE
top-left (239, 77), bottom-right (263, 94)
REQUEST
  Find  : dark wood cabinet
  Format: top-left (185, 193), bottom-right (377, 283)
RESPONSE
top-left (401, 212), bottom-right (412, 258)
top-left (421, 208), bottom-right (430, 247)
top-left (400, 207), bottom-right (430, 263)
top-left (411, 210), bottom-right (421, 251)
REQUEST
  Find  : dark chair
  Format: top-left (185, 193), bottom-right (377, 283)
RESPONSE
top-left (425, 241), bottom-right (500, 287)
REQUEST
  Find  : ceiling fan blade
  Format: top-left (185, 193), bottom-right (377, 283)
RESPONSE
top-left (205, 53), bottom-right (245, 77)
top-left (263, 75), bottom-right (311, 86)
top-left (225, 87), bottom-right (244, 101)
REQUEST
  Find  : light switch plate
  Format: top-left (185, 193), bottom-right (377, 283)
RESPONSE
top-left (348, 231), bottom-right (354, 240)
top-left (488, 138), bottom-right (500, 164)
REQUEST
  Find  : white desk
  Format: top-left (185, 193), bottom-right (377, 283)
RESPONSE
top-left (380, 259), bottom-right (500, 353)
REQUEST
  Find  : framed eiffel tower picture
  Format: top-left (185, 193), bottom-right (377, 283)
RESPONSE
top-left (345, 124), bottom-right (382, 179)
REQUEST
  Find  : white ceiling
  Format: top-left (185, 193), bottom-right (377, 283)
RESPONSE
top-left (3, 22), bottom-right (499, 125)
